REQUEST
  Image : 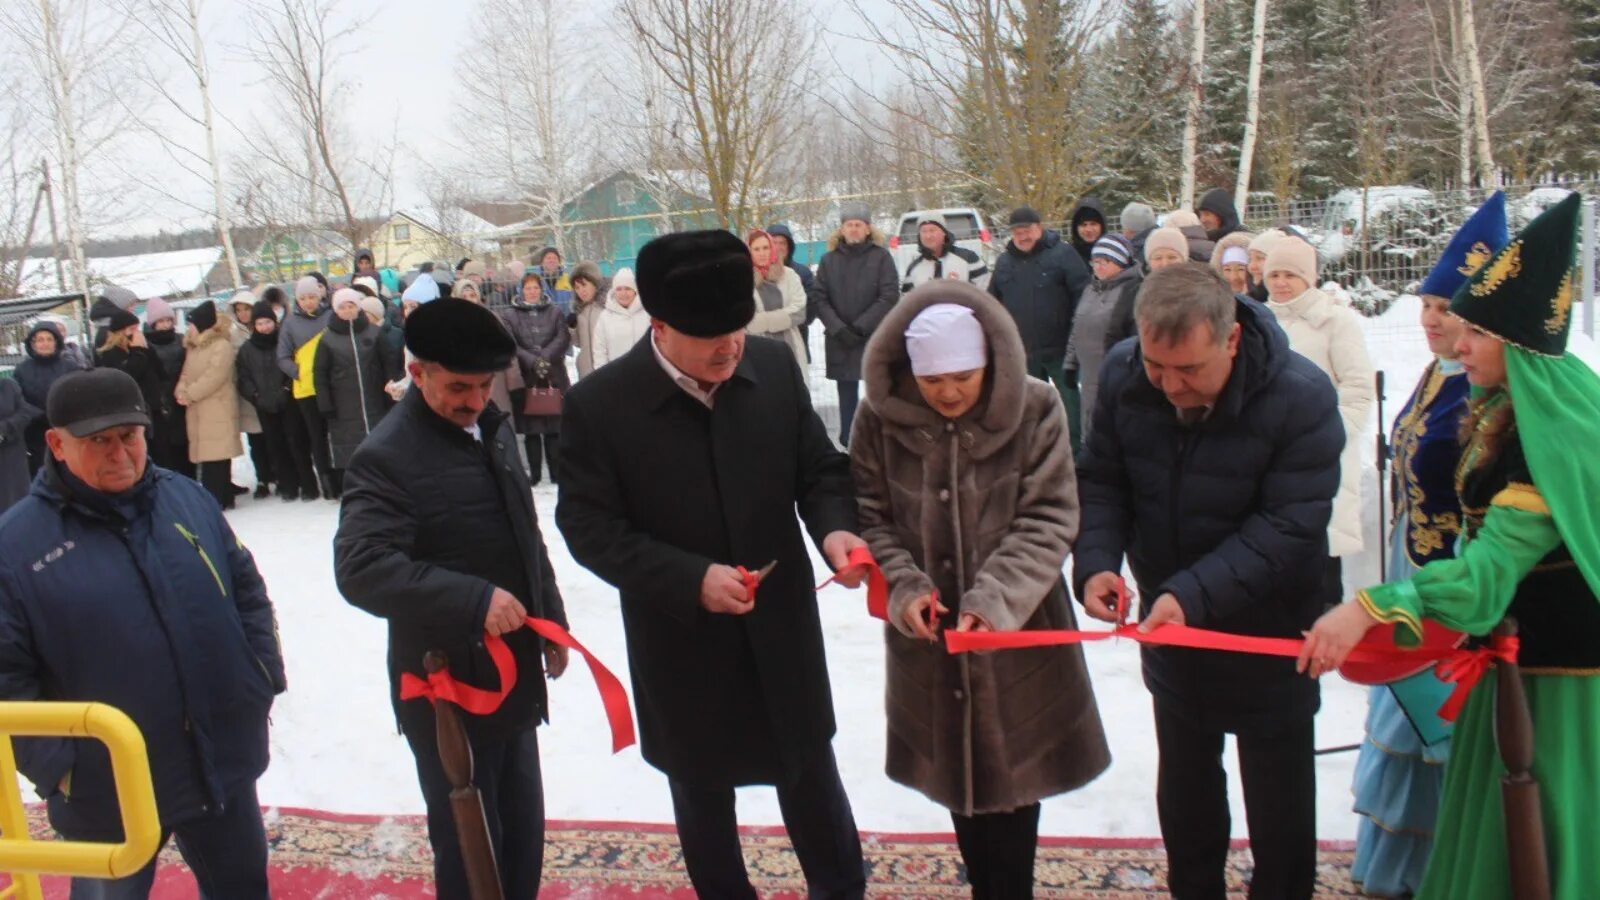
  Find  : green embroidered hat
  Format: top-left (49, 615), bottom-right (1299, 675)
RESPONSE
top-left (1449, 192), bottom-right (1581, 357)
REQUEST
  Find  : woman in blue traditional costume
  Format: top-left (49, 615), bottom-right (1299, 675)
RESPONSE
top-left (1302, 193), bottom-right (1600, 899)
top-left (1348, 192), bottom-right (1508, 897)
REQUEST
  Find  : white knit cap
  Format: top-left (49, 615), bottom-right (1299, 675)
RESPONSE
top-left (295, 275), bottom-right (321, 297)
top-left (332, 287), bottom-right (363, 309)
top-left (905, 304), bottom-right (987, 377)
top-left (1221, 246), bottom-right (1250, 267)
top-left (611, 268), bottom-right (637, 290)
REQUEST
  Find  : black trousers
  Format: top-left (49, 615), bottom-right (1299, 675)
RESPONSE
top-left (69, 783), bottom-right (269, 899)
top-left (951, 803), bottom-right (1041, 900)
top-left (834, 379), bottom-right (860, 447)
top-left (404, 723), bottom-right (545, 900)
top-left (254, 409), bottom-right (302, 497)
top-left (1154, 702), bottom-right (1316, 900)
top-left (276, 404), bottom-right (319, 498)
top-left (198, 460), bottom-right (234, 510)
top-left (523, 434), bottom-right (560, 485)
top-left (246, 431), bottom-right (274, 485)
top-left (294, 396), bottom-right (332, 485)
top-left (668, 746), bottom-right (865, 899)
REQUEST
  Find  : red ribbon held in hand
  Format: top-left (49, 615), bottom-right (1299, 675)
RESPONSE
top-left (815, 545), bottom-right (890, 620)
top-left (944, 617), bottom-right (1517, 724)
top-left (399, 616), bottom-right (636, 754)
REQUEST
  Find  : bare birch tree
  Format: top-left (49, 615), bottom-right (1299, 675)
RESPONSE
top-left (621, 0), bottom-right (817, 231)
top-left (113, 0), bottom-right (243, 285)
top-left (244, 0), bottom-right (392, 261)
top-left (1457, 0), bottom-right (1496, 185)
top-left (1234, 0), bottom-right (1268, 214)
top-left (1180, 0), bottom-right (1206, 208)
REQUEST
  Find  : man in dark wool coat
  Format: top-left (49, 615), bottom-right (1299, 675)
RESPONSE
top-left (557, 230), bottom-right (870, 899)
top-left (334, 298), bottom-right (569, 899)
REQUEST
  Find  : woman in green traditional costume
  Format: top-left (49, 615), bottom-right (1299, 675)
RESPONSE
top-left (1300, 192), bottom-right (1600, 900)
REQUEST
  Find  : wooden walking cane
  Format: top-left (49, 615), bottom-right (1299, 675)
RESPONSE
top-left (1492, 620), bottom-right (1551, 900)
top-left (425, 651), bottom-right (506, 900)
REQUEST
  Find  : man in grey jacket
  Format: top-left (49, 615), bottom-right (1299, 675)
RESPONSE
top-left (987, 206), bottom-right (1091, 450)
top-left (275, 275), bottom-right (333, 499)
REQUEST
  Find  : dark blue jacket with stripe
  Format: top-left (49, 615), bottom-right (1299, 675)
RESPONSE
top-left (0, 457), bottom-right (285, 840)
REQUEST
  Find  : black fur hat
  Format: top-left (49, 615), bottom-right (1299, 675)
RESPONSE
top-left (403, 298), bottom-right (516, 373)
top-left (636, 230), bottom-right (755, 338)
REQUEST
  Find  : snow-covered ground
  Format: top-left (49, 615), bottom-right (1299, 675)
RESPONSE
top-left (188, 299), bottom-right (1600, 840)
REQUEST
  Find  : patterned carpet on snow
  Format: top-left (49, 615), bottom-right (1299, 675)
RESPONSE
top-left (17, 806), bottom-right (1366, 898)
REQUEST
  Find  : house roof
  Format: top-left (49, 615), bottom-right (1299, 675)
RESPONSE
top-left (394, 206), bottom-right (501, 239)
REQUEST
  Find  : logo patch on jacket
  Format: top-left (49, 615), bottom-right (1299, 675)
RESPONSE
top-left (31, 541), bottom-right (77, 572)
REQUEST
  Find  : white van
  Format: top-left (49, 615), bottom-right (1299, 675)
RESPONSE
top-left (890, 208), bottom-right (996, 280)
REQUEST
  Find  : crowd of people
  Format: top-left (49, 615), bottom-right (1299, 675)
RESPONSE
top-left (0, 186), bottom-right (1594, 900)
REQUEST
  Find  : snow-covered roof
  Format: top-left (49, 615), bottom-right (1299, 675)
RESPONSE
top-left (16, 246), bottom-right (224, 300)
top-left (395, 206), bottom-right (501, 241)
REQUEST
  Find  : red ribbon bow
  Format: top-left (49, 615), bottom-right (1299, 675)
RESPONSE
top-left (1434, 635), bottom-right (1520, 722)
top-left (815, 545), bottom-right (890, 620)
top-left (399, 616), bottom-right (637, 754)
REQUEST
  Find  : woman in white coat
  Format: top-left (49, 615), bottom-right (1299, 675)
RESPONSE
top-left (590, 268), bottom-right (652, 370)
top-left (745, 229), bottom-right (809, 374)
top-left (1263, 237), bottom-right (1375, 599)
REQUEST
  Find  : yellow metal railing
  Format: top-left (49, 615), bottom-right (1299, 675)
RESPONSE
top-left (0, 703), bottom-right (161, 899)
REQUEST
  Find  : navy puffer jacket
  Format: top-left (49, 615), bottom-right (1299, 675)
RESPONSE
top-left (0, 459), bottom-right (285, 839)
top-left (1073, 298), bottom-right (1342, 732)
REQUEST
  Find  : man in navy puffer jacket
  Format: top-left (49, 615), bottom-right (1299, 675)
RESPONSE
top-left (1074, 264), bottom-right (1341, 900)
top-left (0, 368), bottom-right (285, 899)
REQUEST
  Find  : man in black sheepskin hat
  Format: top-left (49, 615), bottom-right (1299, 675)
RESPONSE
top-left (333, 297), bottom-right (570, 898)
top-left (557, 230), bottom-right (870, 898)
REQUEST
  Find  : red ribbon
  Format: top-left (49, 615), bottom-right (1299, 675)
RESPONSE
top-left (1434, 634), bottom-right (1519, 721)
top-left (944, 621), bottom-right (1517, 724)
top-left (399, 616), bottom-right (637, 754)
top-left (815, 545), bottom-right (890, 620)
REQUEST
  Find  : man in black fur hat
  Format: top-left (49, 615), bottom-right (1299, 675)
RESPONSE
top-left (558, 230), bottom-right (870, 898)
top-left (333, 298), bottom-right (569, 899)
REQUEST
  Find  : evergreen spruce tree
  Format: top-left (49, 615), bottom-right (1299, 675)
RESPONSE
top-left (1093, 0), bottom-right (1186, 209)
top-left (1556, 0), bottom-right (1600, 172)
top-left (1197, 0), bottom-right (1252, 194)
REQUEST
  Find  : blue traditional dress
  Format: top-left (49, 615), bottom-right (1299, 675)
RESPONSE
top-left (1350, 358), bottom-right (1469, 896)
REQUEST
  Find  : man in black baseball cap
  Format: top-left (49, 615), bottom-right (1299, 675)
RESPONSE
top-left (1, 368), bottom-right (285, 897)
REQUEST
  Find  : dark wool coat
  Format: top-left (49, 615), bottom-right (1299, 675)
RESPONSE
top-left (144, 329), bottom-right (189, 446)
top-left (556, 336), bottom-right (857, 788)
top-left (95, 344), bottom-right (166, 438)
top-left (852, 282), bottom-right (1110, 815)
top-left (500, 302), bottom-right (571, 435)
top-left (14, 325), bottom-right (84, 473)
top-left (313, 316), bottom-right (388, 469)
top-left (810, 229), bottom-right (899, 381)
top-left (235, 331), bottom-right (291, 416)
top-left (1074, 298), bottom-right (1342, 733)
top-left (0, 379), bottom-right (38, 513)
top-left (334, 391), bottom-right (567, 739)
top-left (987, 229), bottom-right (1091, 366)
top-left (0, 459), bottom-right (285, 840)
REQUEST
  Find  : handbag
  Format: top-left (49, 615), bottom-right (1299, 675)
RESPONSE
top-left (522, 387), bottom-right (563, 417)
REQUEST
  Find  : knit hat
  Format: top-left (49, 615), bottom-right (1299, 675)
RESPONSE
top-left (187, 300), bottom-right (218, 333)
top-left (102, 304), bottom-right (139, 332)
top-left (295, 275), bottom-right (321, 297)
top-left (636, 230), bottom-right (755, 338)
top-left (610, 268), bottom-right (637, 291)
top-left (905, 303), bottom-right (987, 377)
top-left (501, 260), bottom-right (527, 283)
top-left (839, 201), bottom-right (871, 225)
top-left (100, 284), bottom-right (139, 311)
top-left (250, 300), bottom-right (276, 324)
top-left (1007, 206), bottom-right (1042, 227)
top-left (1221, 246), bottom-right (1250, 267)
top-left (1165, 209), bottom-right (1201, 229)
top-left (1090, 234), bottom-right (1134, 268)
top-left (1420, 192), bottom-right (1509, 300)
top-left (401, 273), bottom-right (440, 304)
top-left (358, 296), bottom-right (386, 321)
top-left (404, 298), bottom-right (517, 374)
top-left (229, 290), bottom-right (255, 311)
top-left (1143, 227), bottom-right (1189, 263)
top-left (1121, 202), bottom-right (1157, 234)
top-left (331, 287), bottom-right (363, 310)
top-left (144, 297), bottom-right (175, 324)
top-left (917, 212), bottom-right (949, 231)
top-left (1264, 237), bottom-right (1320, 288)
top-left (1449, 192), bottom-right (1581, 358)
top-left (353, 275), bottom-right (381, 297)
top-left (1248, 229), bottom-right (1285, 258)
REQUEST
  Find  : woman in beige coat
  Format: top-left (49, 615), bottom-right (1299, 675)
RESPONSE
top-left (746, 229), bottom-right (809, 374)
top-left (1263, 237), bottom-right (1375, 597)
top-left (175, 301), bottom-right (243, 509)
top-left (852, 281), bottom-right (1110, 898)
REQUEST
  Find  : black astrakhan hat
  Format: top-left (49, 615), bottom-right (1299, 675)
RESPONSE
top-left (636, 230), bottom-right (755, 338)
top-left (1449, 192), bottom-right (1582, 358)
top-left (403, 297), bottom-right (516, 373)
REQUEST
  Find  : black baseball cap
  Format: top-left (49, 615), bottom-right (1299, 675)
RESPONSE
top-left (46, 369), bottom-right (151, 438)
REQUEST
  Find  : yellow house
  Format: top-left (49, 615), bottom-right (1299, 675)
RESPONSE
top-left (365, 207), bottom-right (501, 271)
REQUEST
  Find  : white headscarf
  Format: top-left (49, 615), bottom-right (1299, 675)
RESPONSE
top-left (905, 304), bottom-right (987, 376)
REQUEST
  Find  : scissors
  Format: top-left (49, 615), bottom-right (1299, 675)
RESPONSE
top-left (738, 560), bottom-right (779, 599)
